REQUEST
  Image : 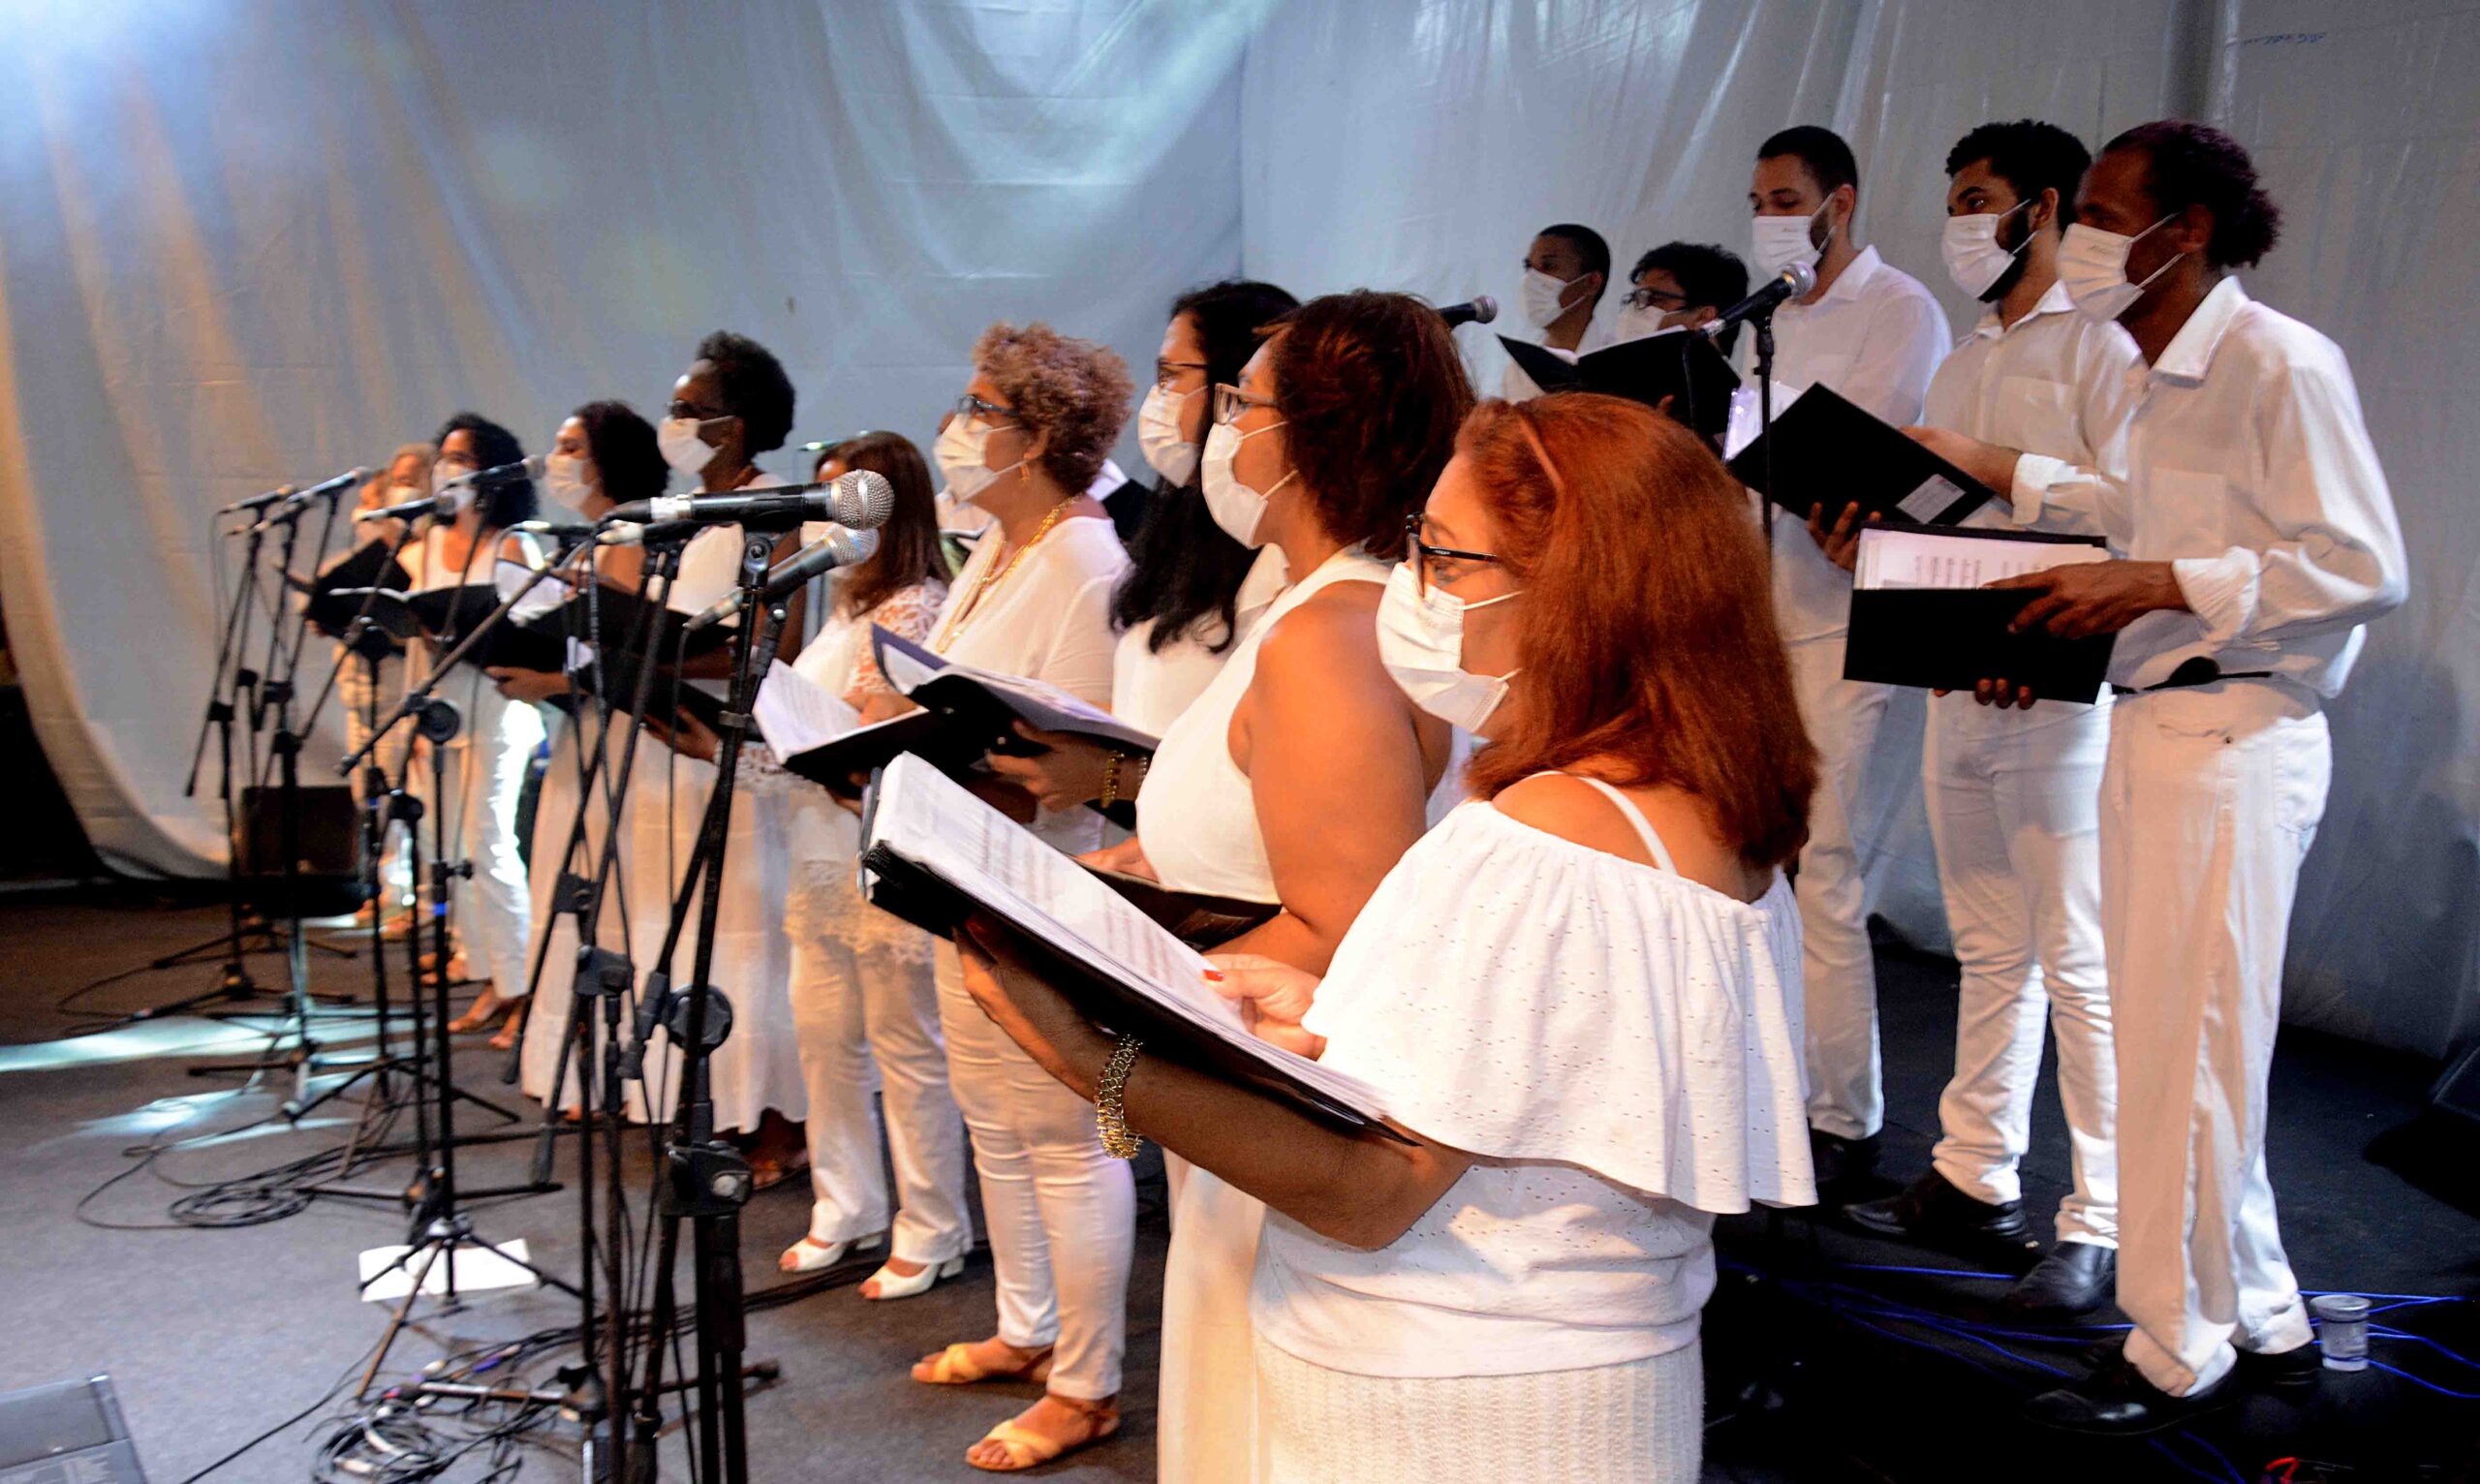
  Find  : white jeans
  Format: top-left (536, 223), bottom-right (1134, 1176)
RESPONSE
top-left (1788, 634), bottom-right (1894, 1139)
top-left (2104, 682), bottom-right (2325, 1396)
top-left (1160, 1166), bottom-right (1269, 1484)
top-left (445, 678), bottom-right (546, 998)
top-left (789, 925), bottom-right (972, 1263)
top-left (934, 944), bottom-right (1134, 1401)
top-left (1923, 695), bottom-right (2118, 1243)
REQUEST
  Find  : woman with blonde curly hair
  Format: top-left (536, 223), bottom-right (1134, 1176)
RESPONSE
top-left (870, 321), bottom-right (1136, 1471)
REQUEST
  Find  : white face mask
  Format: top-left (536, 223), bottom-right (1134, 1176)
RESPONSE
top-left (1940, 200), bottom-right (2032, 300)
top-left (1518, 267), bottom-right (1582, 330)
top-left (1751, 202), bottom-right (1829, 277)
top-left (1136, 382), bottom-right (1201, 485)
top-left (1376, 560), bottom-right (1520, 736)
top-left (1613, 304), bottom-right (1689, 344)
top-left (933, 414), bottom-right (1022, 507)
top-left (2060, 215), bottom-right (2181, 322)
top-left (1198, 418), bottom-right (1292, 548)
top-left (657, 416), bottom-right (716, 479)
top-left (542, 451), bottom-right (595, 512)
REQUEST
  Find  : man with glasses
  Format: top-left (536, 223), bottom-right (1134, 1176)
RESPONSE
top-left (1615, 241), bottom-right (1750, 354)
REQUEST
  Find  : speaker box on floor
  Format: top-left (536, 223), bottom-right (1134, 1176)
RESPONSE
top-left (0, 1374), bottom-right (145, 1482)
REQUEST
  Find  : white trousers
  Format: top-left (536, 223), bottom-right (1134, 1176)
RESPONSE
top-left (2104, 682), bottom-right (2326, 1396)
top-left (338, 645), bottom-right (413, 902)
top-left (1788, 634), bottom-right (1894, 1139)
top-left (1159, 1166), bottom-right (1270, 1484)
top-left (935, 944), bottom-right (1134, 1401)
top-left (444, 678), bottom-right (546, 998)
top-left (789, 924), bottom-right (973, 1263)
top-left (1923, 695), bottom-right (2118, 1243)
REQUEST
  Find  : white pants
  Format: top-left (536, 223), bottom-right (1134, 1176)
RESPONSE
top-left (1160, 1166), bottom-right (1270, 1484)
top-left (2104, 682), bottom-right (2325, 1396)
top-left (338, 645), bottom-right (413, 903)
top-left (1923, 695), bottom-right (2118, 1243)
top-left (935, 943), bottom-right (1134, 1401)
top-left (789, 924), bottom-right (973, 1263)
top-left (1788, 634), bottom-right (1894, 1139)
top-left (444, 677), bottom-right (547, 998)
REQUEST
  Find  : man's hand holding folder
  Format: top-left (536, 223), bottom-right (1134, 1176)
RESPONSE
top-left (1965, 561), bottom-right (2192, 708)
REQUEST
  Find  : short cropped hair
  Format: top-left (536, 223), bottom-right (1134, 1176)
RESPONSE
top-left (1758, 125), bottom-right (1858, 196)
top-left (2101, 120), bottom-right (2282, 269)
top-left (1537, 222), bottom-right (1613, 291)
top-left (973, 322), bottom-right (1134, 492)
top-left (1946, 119), bottom-right (2092, 226)
top-left (695, 330), bottom-right (795, 455)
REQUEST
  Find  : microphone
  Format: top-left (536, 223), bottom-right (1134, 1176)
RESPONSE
top-left (1702, 261), bottom-right (1816, 338)
top-left (219, 484), bottom-right (296, 516)
top-left (595, 518), bottom-right (703, 546)
top-left (1435, 295), bottom-right (1499, 328)
top-left (602, 468), bottom-right (896, 533)
top-left (442, 452), bottom-right (546, 490)
top-left (358, 484), bottom-right (471, 525)
top-left (682, 526), bottom-right (880, 633)
top-left (247, 467), bottom-right (370, 533)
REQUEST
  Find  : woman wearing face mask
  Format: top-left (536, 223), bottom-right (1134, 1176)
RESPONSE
top-left (402, 414), bottom-right (548, 1050)
top-left (329, 443), bottom-right (435, 933)
top-left (952, 393), bottom-right (1817, 1484)
top-left (888, 322), bottom-right (1133, 1474)
top-left (493, 400), bottom-right (668, 1110)
top-left (1117, 290), bottom-right (1469, 1484)
top-left (978, 279), bottom-right (1299, 810)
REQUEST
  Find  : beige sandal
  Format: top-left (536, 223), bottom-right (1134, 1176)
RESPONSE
top-left (912, 1342), bottom-right (1054, 1387)
top-left (967, 1407), bottom-right (1121, 1472)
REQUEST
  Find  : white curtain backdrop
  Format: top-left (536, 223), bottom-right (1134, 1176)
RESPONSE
top-left (2, 1), bottom-right (2471, 1055)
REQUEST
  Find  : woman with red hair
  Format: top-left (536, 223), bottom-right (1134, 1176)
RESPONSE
top-left (954, 393), bottom-right (1818, 1481)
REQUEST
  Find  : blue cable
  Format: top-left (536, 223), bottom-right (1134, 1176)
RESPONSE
top-left (1836, 1261), bottom-right (2015, 1281)
top-left (2147, 1438), bottom-right (2235, 1483)
top-left (2367, 1359), bottom-right (2480, 1400)
top-left (2372, 1327), bottom-right (2480, 1373)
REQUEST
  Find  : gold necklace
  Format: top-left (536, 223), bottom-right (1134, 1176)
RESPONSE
top-left (938, 498), bottom-right (1076, 645)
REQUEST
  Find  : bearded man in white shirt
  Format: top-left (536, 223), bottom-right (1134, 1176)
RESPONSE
top-left (1933, 120), bottom-right (2407, 1434)
top-left (1747, 124), bottom-right (1952, 1193)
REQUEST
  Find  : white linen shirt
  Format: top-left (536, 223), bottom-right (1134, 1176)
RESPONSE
top-left (1925, 281), bottom-right (2142, 538)
top-left (2073, 278), bottom-right (2406, 696)
top-left (1767, 245), bottom-right (1952, 644)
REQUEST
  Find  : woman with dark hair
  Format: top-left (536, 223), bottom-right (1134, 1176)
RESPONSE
top-left (761, 431), bottom-right (973, 1295)
top-left (954, 394), bottom-right (1817, 1483)
top-left (399, 413), bottom-right (548, 1048)
top-left (1088, 289), bottom-right (1471, 1482)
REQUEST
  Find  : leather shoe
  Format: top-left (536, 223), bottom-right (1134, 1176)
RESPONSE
top-left (2025, 1358), bottom-right (2236, 1436)
top-left (2235, 1342), bottom-right (2320, 1393)
top-left (2005, 1240), bottom-right (2116, 1316)
top-left (1843, 1169), bottom-right (2038, 1267)
top-left (1808, 1128), bottom-right (1881, 1200)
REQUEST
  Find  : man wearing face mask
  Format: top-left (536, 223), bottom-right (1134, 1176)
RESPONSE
top-left (1822, 121), bottom-right (2143, 1317)
top-left (1926, 122), bottom-right (2406, 1433)
top-left (1614, 241), bottom-right (1749, 354)
top-left (1500, 222), bottom-right (1612, 402)
top-left (1747, 124), bottom-right (1952, 1195)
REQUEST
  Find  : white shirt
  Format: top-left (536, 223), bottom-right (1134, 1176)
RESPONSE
top-left (1499, 316), bottom-right (1614, 402)
top-left (935, 457), bottom-right (1129, 538)
top-left (1108, 544), bottom-right (1288, 738)
top-left (1767, 245), bottom-right (1952, 644)
top-left (1251, 799), bottom-right (1812, 1378)
top-left (2074, 279), bottom-right (2406, 696)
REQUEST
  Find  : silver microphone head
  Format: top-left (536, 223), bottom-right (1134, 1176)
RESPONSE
top-left (825, 524), bottom-right (879, 567)
top-left (1782, 261), bottom-right (1817, 296)
top-left (1470, 294), bottom-right (1499, 325)
top-left (826, 468), bottom-right (896, 530)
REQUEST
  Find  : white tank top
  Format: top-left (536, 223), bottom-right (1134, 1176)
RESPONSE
top-left (1135, 546), bottom-right (1389, 903)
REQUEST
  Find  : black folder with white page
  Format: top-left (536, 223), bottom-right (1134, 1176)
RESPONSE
top-left (1844, 523), bottom-right (2118, 704)
top-left (1725, 384), bottom-right (2001, 525)
top-left (857, 753), bottom-right (1398, 1139)
top-left (752, 659), bottom-right (992, 792)
top-left (873, 628), bottom-right (1160, 756)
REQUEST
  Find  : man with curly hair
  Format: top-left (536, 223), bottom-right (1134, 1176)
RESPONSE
top-left (1930, 120), bottom-right (2408, 1433)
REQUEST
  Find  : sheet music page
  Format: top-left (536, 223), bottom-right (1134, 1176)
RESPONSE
top-left (1855, 527), bottom-right (2111, 591)
top-left (878, 642), bottom-right (943, 695)
top-left (753, 660), bottom-right (860, 757)
top-left (943, 662), bottom-right (1159, 749)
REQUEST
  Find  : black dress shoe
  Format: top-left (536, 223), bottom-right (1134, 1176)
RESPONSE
top-left (2235, 1342), bottom-right (2320, 1393)
top-left (1808, 1128), bottom-right (1881, 1199)
top-left (2005, 1240), bottom-right (2116, 1316)
top-left (1843, 1169), bottom-right (2038, 1265)
top-left (2025, 1358), bottom-right (2237, 1436)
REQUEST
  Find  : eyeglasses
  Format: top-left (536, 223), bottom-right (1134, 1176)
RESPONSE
top-left (1404, 512), bottom-right (1503, 597)
top-left (1211, 383), bottom-right (1279, 426)
top-left (1155, 359), bottom-right (1209, 391)
top-left (951, 392), bottom-right (1016, 428)
top-left (1623, 285), bottom-right (1689, 311)
top-left (666, 400), bottom-right (730, 424)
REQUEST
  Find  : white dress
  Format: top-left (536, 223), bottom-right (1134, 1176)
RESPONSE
top-left (1107, 546), bottom-right (1287, 739)
top-left (1130, 545), bottom-right (1389, 1484)
top-left (1249, 784), bottom-right (1814, 1483)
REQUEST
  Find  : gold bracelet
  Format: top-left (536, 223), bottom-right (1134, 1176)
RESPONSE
top-left (1100, 751), bottom-right (1125, 809)
top-left (1096, 1036), bottom-right (1145, 1159)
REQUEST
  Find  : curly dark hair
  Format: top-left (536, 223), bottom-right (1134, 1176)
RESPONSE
top-left (973, 322), bottom-right (1134, 491)
top-left (695, 330), bottom-right (795, 454)
top-left (2103, 120), bottom-right (2282, 269)
top-left (1113, 279), bottom-right (1300, 654)
top-left (1946, 119), bottom-right (2092, 226)
top-left (572, 399), bottom-right (666, 510)
top-left (429, 411), bottom-right (536, 528)
top-left (1267, 291), bottom-right (1475, 561)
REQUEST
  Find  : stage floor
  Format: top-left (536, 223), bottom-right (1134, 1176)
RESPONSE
top-left (2, 890), bottom-right (2472, 1482)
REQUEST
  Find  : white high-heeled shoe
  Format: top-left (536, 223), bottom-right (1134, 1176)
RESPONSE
top-left (861, 1253), bottom-right (967, 1300)
top-left (779, 1232), bottom-right (884, 1276)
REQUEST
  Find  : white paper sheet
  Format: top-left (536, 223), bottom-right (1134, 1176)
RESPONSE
top-left (1855, 527), bottom-right (2110, 592)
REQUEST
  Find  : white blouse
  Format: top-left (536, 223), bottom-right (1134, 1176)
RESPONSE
top-left (1108, 545), bottom-right (1288, 739)
top-left (1251, 796), bottom-right (1814, 1379)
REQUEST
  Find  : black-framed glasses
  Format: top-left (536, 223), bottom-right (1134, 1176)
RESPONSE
top-left (1405, 512), bottom-right (1503, 597)
top-left (952, 392), bottom-right (1016, 427)
top-left (1624, 285), bottom-right (1689, 311)
top-left (1212, 383), bottom-right (1279, 426)
top-left (666, 400), bottom-right (731, 425)
top-left (1155, 359), bottom-right (1209, 391)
